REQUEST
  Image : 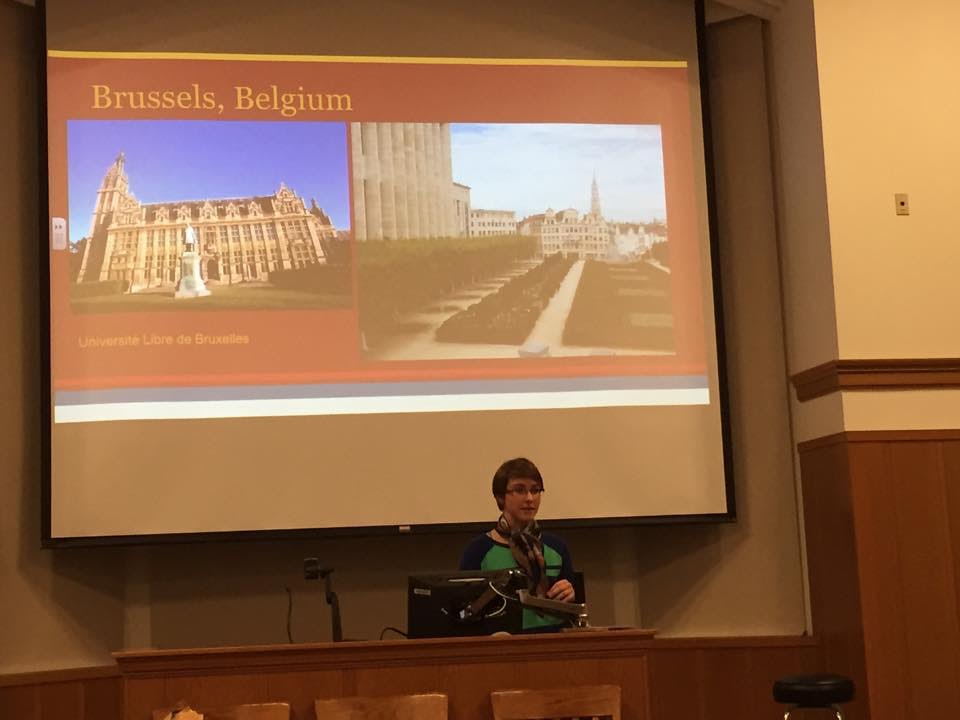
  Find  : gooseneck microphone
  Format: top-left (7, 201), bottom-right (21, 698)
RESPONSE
top-left (303, 557), bottom-right (343, 642)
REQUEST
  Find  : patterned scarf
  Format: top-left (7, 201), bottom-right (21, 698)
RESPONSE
top-left (495, 514), bottom-right (549, 597)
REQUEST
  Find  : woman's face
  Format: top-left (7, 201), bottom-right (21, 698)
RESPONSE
top-left (501, 477), bottom-right (543, 528)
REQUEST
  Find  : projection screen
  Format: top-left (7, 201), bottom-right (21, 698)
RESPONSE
top-left (41, 0), bottom-right (733, 543)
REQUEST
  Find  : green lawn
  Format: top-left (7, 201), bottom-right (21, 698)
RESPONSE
top-left (70, 285), bottom-right (352, 313)
top-left (562, 260), bottom-right (675, 351)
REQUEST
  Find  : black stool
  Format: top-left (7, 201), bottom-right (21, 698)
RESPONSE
top-left (773, 674), bottom-right (854, 719)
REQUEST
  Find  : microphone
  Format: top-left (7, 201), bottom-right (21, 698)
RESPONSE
top-left (303, 558), bottom-right (343, 642)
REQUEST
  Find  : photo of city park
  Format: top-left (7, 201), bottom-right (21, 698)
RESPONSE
top-left (66, 120), bottom-right (353, 313)
top-left (354, 123), bottom-right (674, 360)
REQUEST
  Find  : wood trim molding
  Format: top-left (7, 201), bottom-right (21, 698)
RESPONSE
top-left (791, 358), bottom-right (960, 401)
top-left (115, 630), bottom-right (656, 676)
top-left (0, 664), bottom-right (119, 687)
top-left (112, 632), bottom-right (821, 677)
top-left (711, 0), bottom-right (784, 19)
top-left (797, 428), bottom-right (960, 453)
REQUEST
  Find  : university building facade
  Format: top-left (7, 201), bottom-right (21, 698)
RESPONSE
top-left (75, 153), bottom-right (336, 292)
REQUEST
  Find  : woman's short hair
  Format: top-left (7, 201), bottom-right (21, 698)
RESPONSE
top-left (492, 457), bottom-right (544, 510)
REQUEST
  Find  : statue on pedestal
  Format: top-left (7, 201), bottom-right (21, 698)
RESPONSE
top-left (175, 223), bottom-right (212, 299)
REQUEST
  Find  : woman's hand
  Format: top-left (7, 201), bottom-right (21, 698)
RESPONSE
top-left (546, 578), bottom-right (575, 602)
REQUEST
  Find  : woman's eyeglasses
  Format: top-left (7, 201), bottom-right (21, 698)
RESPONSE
top-left (504, 486), bottom-right (544, 497)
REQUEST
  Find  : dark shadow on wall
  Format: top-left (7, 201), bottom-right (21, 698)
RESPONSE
top-left (4, 0), bottom-right (126, 669)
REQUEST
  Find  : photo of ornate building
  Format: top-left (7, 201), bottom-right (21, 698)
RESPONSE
top-left (518, 177), bottom-right (616, 260)
top-left (75, 152), bottom-right (337, 293)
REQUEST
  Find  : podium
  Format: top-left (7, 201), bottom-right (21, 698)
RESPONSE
top-left (110, 632), bottom-right (824, 720)
top-left (114, 630), bottom-right (656, 720)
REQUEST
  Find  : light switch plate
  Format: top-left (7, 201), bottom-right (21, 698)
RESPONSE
top-left (895, 193), bottom-right (910, 216)
top-left (51, 217), bottom-right (67, 249)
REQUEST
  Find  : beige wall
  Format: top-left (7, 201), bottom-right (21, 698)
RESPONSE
top-left (779, 0), bottom-right (960, 434)
top-left (0, 2), bottom-right (806, 673)
top-left (813, 1), bottom-right (960, 360)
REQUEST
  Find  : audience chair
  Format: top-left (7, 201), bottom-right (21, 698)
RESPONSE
top-left (773, 674), bottom-right (855, 720)
top-left (314, 692), bottom-right (447, 720)
top-left (490, 685), bottom-right (621, 720)
top-left (153, 702), bottom-right (291, 720)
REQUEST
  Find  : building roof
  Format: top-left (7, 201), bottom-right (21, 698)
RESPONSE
top-left (141, 196), bottom-right (276, 222)
top-left (470, 208), bottom-right (516, 217)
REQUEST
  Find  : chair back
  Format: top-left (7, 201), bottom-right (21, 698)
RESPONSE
top-left (490, 685), bottom-right (621, 720)
top-left (153, 702), bottom-right (291, 720)
top-left (314, 693), bottom-right (447, 720)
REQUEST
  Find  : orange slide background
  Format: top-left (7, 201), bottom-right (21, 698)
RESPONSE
top-left (48, 55), bottom-right (708, 391)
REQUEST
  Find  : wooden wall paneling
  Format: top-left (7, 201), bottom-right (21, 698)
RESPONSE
top-left (124, 678), bottom-right (169, 720)
top-left (847, 441), bottom-right (913, 720)
top-left (441, 659), bottom-right (523, 720)
top-left (0, 668), bottom-right (123, 720)
top-left (797, 439), bottom-right (869, 719)
top-left (134, 674), bottom-right (276, 719)
top-left (798, 442), bottom-right (861, 655)
top-left (512, 657), bottom-right (612, 688)
top-left (599, 656), bottom-right (649, 720)
top-left (84, 677), bottom-right (124, 720)
top-left (696, 649), bottom-right (751, 718)
top-left (265, 669), bottom-right (346, 720)
top-left (127, 674), bottom-right (288, 720)
top-left (645, 642), bottom-right (822, 720)
top-left (645, 649), bottom-right (700, 720)
top-left (885, 442), bottom-right (960, 717)
top-left (350, 665), bottom-right (444, 696)
top-left (1, 636), bottom-right (821, 720)
top-left (159, 675), bottom-right (206, 710)
top-left (801, 431), bottom-right (960, 720)
top-left (38, 681), bottom-right (83, 720)
top-left (0, 685), bottom-right (39, 720)
top-left (943, 440), bottom-right (960, 655)
top-left (195, 674), bottom-right (273, 709)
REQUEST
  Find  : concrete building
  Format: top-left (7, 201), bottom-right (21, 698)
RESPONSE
top-left (350, 122), bottom-right (459, 240)
top-left (468, 208), bottom-right (516, 237)
top-left (452, 182), bottom-right (471, 237)
top-left (517, 213), bottom-right (545, 238)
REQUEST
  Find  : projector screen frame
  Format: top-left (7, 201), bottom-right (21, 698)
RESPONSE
top-left (37, 0), bottom-right (737, 548)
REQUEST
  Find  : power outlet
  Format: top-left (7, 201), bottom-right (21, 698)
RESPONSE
top-left (895, 193), bottom-right (910, 216)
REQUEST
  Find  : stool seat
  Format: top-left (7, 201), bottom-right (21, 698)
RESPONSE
top-left (773, 674), bottom-right (855, 706)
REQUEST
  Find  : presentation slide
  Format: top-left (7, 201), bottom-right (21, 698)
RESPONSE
top-left (43, 0), bottom-right (731, 541)
top-left (50, 56), bottom-right (706, 421)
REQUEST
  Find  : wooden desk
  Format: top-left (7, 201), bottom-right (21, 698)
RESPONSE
top-left (113, 631), bottom-right (820, 720)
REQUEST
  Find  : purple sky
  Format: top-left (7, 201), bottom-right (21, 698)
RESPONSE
top-left (67, 120), bottom-right (350, 242)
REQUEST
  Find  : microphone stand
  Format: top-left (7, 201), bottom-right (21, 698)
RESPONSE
top-left (303, 558), bottom-right (343, 642)
top-left (516, 589), bottom-right (590, 629)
